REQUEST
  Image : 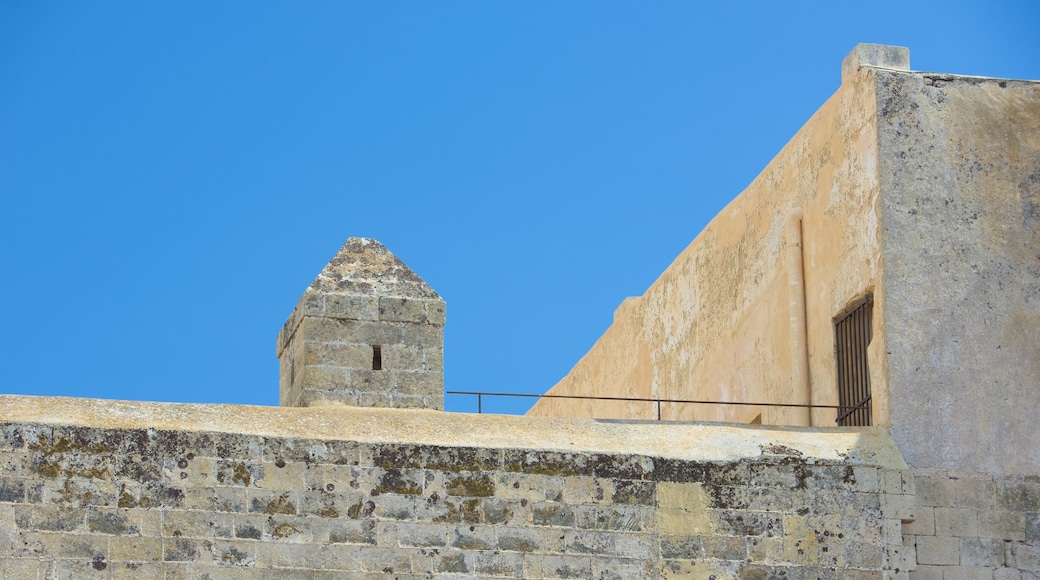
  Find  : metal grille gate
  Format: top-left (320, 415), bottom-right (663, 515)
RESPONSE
top-left (835, 295), bottom-right (873, 426)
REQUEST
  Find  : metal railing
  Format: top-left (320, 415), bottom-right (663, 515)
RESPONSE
top-left (446, 390), bottom-right (856, 423)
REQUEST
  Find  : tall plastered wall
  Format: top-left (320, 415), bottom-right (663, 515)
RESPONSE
top-left (529, 46), bottom-right (894, 427)
top-left (0, 395), bottom-right (913, 578)
top-left (876, 70), bottom-right (1040, 478)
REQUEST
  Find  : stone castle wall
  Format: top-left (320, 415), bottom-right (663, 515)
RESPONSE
top-left (0, 395), bottom-right (913, 579)
top-left (902, 472), bottom-right (1040, 580)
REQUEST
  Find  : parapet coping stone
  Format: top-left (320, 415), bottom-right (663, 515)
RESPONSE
top-left (0, 395), bottom-right (907, 469)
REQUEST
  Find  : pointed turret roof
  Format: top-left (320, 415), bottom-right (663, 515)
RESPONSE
top-left (307, 238), bottom-right (441, 300)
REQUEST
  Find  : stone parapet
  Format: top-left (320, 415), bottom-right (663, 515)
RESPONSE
top-left (0, 394), bottom-right (912, 578)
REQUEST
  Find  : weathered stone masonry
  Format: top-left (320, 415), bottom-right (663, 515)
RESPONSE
top-left (0, 398), bottom-right (911, 578)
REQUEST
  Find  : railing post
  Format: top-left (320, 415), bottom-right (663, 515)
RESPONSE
top-left (656, 400), bottom-right (661, 421)
top-left (477, 393), bottom-right (482, 414)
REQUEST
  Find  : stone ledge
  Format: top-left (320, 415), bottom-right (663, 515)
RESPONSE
top-left (0, 395), bottom-right (906, 468)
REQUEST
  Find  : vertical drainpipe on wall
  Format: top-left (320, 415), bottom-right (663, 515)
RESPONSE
top-left (785, 208), bottom-right (812, 426)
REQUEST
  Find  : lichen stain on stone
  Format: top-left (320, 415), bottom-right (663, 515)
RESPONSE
top-left (272, 522), bottom-right (300, 538)
top-left (433, 499), bottom-right (480, 524)
top-left (761, 444), bottom-right (803, 457)
top-left (231, 462), bottom-right (252, 486)
top-left (220, 546), bottom-right (252, 566)
top-left (371, 469), bottom-right (422, 496)
top-left (315, 503), bottom-right (340, 518)
top-left (445, 474), bottom-right (494, 497)
top-left (34, 461), bottom-right (61, 478)
top-left (117, 488), bottom-right (137, 508)
top-left (262, 493), bottom-right (296, 515)
top-left (29, 433), bottom-right (112, 456)
top-left (346, 499), bottom-right (375, 519)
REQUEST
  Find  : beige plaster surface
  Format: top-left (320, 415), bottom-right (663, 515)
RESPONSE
top-left (877, 71), bottom-right (1040, 477)
top-left (530, 47), bottom-right (892, 427)
top-left (0, 394), bottom-right (906, 469)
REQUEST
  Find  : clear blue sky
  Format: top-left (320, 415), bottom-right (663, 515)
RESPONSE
top-left (2, 2), bottom-right (1037, 414)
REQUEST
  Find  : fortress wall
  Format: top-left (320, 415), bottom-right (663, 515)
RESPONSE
top-left (530, 56), bottom-right (888, 427)
top-left (0, 395), bottom-right (911, 578)
top-left (903, 472), bottom-right (1040, 579)
top-left (876, 71), bottom-right (1040, 479)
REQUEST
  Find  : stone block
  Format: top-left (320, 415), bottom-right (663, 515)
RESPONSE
top-left (296, 388), bottom-right (360, 408)
top-left (1007, 540), bottom-right (1040, 573)
top-left (383, 345), bottom-right (423, 370)
top-left (612, 479), bottom-right (655, 506)
top-left (259, 541), bottom-right (323, 569)
top-left (942, 566), bottom-right (997, 580)
top-left (301, 365), bottom-right (351, 391)
top-left (948, 478), bottom-right (997, 510)
top-left (915, 477), bottom-right (950, 507)
top-left (32, 504), bottom-right (86, 532)
top-left (960, 537), bottom-right (1005, 567)
top-left (324, 294), bottom-right (379, 321)
top-left (842, 43), bottom-right (910, 82)
top-left (658, 505), bottom-right (712, 536)
top-left (0, 559), bottom-right (39, 580)
top-left (267, 514), bottom-right (327, 543)
top-left (358, 391), bottom-right (394, 408)
top-left (613, 532), bottom-right (655, 561)
top-left (394, 371), bottom-right (439, 396)
top-left (308, 317), bottom-right (405, 349)
top-left (992, 568), bottom-right (1023, 580)
top-left (308, 343), bottom-right (372, 369)
top-left (977, 509), bottom-right (1026, 541)
top-left (540, 554), bottom-right (593, 579)
top-left (904, 505), bottom-right (934, 535)
top-left (352, 369), bottom-right (394, 393)
top-left (916, 535), bottom-right (960, 565)
top-left (467, 551), bottom-right (525, 578)
top-left (45, 558), bottom-right (119, 580)
top-left (423, 347), bottom-right (444, 372)
top-left (564, 529), bottom-right (616, 555)
top-left (881, 470), bottom-right (905, 495)
top-left (161, 510), bottom-right (233, 539)
top-left (254, 459), bottom-right (305, 491)
top-left (592, 557), bottom-right (654, 580)
top-left (908, 566), bottom-right (944, 580)
top-left (423, 393), bottom-right (444, 411)
top-left (425, 300), bottom-right (446, 326)
top-left (327, 519), bottom-right (376, 546)
top-left (997, 483), bottom-right (1040, 513)
top-left (378, 297), bottom-right (428, 323)
top-left (560, 476), bottom-right (604, 504)
top-left (532, 502), bottom-right (576, 527)
top-left (358, 546), bottom-right (413, 574)
top-left (85, 508), bottom-right (139, 536)
top-left (1027, 512), bottom-right (1040, 541)
top-left (495, 527), bottom-right (543, 553)
top-left (710, 509), bottom-right (783, 537)
top-left (402, 324), bottom-right (444, 349)
top-left (902, 472), bottom-right (916, 496)
top-left (183, 487), bottom-right (246, 514)
top-left (935, 507), bottom-right (979, 537)
top-left (889, 536), bottom-right (917, 572)
top-left (883, 493), bottom-right (917, 522)
top-left (575, 504), bottom-right (654, 532)
top-left (853, 466), bottom-right (881, 492)
top-left (704, 535), bottom-right (746, 561)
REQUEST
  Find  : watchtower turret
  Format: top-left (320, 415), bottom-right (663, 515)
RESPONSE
top-left (276, 238), bottom-right (445, 409)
